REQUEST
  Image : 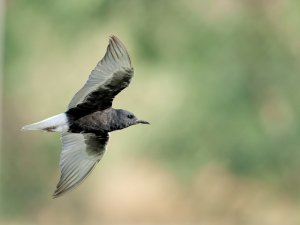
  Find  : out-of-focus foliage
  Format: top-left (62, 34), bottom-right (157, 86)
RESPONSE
top-left (2, 0), bottom-right (300, 224)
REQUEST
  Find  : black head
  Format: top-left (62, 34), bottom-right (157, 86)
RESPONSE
top-left (115, 109), bottom-right (149, 130)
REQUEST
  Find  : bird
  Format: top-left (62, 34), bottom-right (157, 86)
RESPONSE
top-left (22, 35), bottom-right (149, 198)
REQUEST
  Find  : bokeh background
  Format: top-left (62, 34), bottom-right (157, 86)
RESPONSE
top-left (2, 0), bottom-right (300, 224)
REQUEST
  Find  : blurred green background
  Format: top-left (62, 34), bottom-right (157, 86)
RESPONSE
top-left (2, 0), bottom-right (300, 224)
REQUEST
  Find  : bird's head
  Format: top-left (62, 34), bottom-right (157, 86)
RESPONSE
top-left (115, 109), bottom-right (150, 130)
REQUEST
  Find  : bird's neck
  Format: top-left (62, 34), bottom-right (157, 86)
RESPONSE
top-left (109, 108), bottom-right (126, 131)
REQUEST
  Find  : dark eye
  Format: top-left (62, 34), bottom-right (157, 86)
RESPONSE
top-left (127, 114), bottom-right (134, 119)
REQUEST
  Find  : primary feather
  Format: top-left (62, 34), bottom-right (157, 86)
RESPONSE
top-left (53, 132), bottom-right (108, 198)
top-left (68, 36), bottom-right (133, 109)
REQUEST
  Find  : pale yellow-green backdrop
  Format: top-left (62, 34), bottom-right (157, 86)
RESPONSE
top-left (2, 0), bottom-right (300, 224)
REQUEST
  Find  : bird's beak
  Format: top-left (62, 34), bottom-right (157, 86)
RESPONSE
top-left (136, 119), bottom-right (150, 125)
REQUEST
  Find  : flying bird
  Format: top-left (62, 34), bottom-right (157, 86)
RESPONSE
top-left (22, 36), bottom-right (149, 198)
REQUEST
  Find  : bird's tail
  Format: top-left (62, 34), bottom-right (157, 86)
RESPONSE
top-left (22, 113), bottom-right (69, 132)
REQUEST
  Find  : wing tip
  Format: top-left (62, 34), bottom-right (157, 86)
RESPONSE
top-left (52, 190), bottom-right (61, 199)
top-left (109, 35), bottom-right (120, 47)
top-left (52, 193), bottom-right (59, 199)
top-left (52, 184), bottom-right (71, 198)
top-left (109, 34), bottom-right (119, 42)
top-left (52, 185), bottom-right (64, 198)
top-left (108, 35), bottom-right (132, 65)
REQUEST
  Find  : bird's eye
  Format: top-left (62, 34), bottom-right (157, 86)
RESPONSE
top-left (127, 114), bottom-right (134, 119)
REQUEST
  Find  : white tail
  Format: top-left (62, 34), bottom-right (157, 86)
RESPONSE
top-left (22, 113), bottom-right (69, 132)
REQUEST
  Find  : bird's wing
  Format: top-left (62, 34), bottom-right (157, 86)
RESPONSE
top-left (53, 132), bottom-right (109, 198)
top-left (67, 36), bottom-right (133, 116)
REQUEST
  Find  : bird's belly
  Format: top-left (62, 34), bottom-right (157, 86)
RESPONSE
top-left (67, 110), bottom-right (112, 134)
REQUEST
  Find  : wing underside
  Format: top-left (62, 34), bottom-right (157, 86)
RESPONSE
top-left (53, 132), bottom-right (109, 198)
top-left (67, 36), bottom-right (133, 112)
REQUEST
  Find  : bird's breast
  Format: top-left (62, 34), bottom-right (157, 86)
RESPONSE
top-left (68, 111), bottom-right (111, 134)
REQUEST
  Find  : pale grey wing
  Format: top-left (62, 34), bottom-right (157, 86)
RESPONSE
top-left (53, 132), bottom-right (109, 198)
top-left (68, 35), bottom-right (133, 109)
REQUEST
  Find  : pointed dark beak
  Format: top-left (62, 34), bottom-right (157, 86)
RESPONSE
top-left (136, 119), bottom-right (150, 125)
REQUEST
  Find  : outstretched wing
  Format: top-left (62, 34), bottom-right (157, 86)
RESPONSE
top-left (53, 132), bottom-right (109, 198)
top-left (66, 36), bottom-right (133, 120)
